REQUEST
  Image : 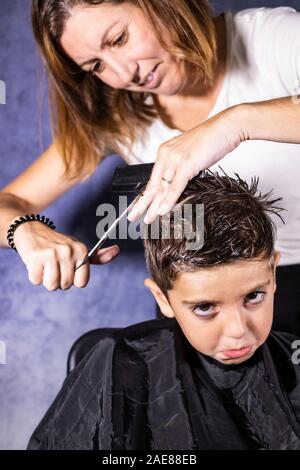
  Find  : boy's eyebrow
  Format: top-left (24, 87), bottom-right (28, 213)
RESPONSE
top-left (182, 280), bottom-right (271, 305)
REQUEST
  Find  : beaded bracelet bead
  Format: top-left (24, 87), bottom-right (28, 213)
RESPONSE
top-left (7, 214), bottom-right (56, 252)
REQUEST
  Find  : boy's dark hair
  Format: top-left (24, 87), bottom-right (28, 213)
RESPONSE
top-left (143, 171), bottom-right (284, 295)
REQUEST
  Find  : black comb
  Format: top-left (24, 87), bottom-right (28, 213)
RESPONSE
top-left (111, 163), bottom-right (154, 193)
top-left (111, 162), bottom-right (206, 194)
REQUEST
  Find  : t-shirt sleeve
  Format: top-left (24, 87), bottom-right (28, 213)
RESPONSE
top-left (252, 7), bottom-right (300, 96)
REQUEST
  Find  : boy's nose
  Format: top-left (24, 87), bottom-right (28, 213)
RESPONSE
top-left (223, 309), bottom-right (247, 340)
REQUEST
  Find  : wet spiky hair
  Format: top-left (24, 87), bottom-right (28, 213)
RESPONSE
top-left (143, 170), bottom-right (284, 294)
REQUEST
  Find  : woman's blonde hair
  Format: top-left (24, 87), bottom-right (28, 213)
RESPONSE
top-left (32, 0), bottom-right (217, 180)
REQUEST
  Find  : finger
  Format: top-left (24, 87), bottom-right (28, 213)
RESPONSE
top-left (73, 262), bottom-right (90, 288)
top-left (156, 170), bottom-right (190, 216)
top-left (142, 157), bottom-right (179, 224)
top-left (160, 166), bottom-right (177, 187)
top-left (90, 245), bottom-right (120, 265)
top-left (128, 153), bottom-right (175, 221)
top-left (144, 170), bottom-right (188, 223)
top-left (141, 153), bottom-right (177, 217)
top-left (59, 260), bottom-right (76, 290)
top-left (146, 155), bottom-right (168, 185)
top-left (43, 260), bottom-right (61, 291)
top-left (127, 184), bottom-right (158, 221)
top-left (143, 186), bottom-right (170, 224)
top-left (26, 260), bottom-right (44, 286)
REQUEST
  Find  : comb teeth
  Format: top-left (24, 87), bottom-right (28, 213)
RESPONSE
top-left (111, 163), bottom-right (154, 193)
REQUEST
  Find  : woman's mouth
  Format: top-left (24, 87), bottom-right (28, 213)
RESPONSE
top-left (140, 64), bottom-right (161, 89)
top-left (221, 346), bottom-right (252, 359)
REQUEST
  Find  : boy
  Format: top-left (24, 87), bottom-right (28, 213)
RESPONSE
top-left (28, 172), bottom-right (300, 450)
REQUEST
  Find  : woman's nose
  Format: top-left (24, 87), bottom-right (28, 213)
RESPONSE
top-left (106, 55), bottom-right (139, 87)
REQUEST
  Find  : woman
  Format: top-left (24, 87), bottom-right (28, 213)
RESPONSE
top-left (0, 1), bottom-right (299, 333)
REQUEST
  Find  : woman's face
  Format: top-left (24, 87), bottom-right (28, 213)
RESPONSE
top-left (61, 2), bottom-right (189, 95)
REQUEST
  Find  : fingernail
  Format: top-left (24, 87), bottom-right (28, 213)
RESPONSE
top-left (128, 210), bottom-right (137, 221)
top-left (158, 204), bottom-right (169, 215)
top-left (144, 209), bottom-right (158, 224)
top-left (143, 213), bottom-right (151, 224)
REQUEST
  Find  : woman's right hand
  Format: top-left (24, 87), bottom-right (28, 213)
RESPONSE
top-left (13, 221), bottom-right (120, 291)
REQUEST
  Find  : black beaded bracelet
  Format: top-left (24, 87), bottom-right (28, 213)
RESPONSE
top-left (7, 214), bottom-right (56, 252)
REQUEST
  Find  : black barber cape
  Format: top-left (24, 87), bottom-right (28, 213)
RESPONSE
top-left (28, 318), bottom-right (300, 450)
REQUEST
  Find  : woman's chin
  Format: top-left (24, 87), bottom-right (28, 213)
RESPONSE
top-left (155, 80), bottom-right (186, 97)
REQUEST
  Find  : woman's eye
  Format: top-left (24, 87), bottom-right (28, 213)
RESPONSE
top-left (245, 291), bottom-right (265, 305)
top-left (91, 60), bottom-right (103, 76)
top-left (91, 32), bottom-right (127, 76)
top-left (192, 304), bottom-right (216, 317)
top-left (112, 31), bottom-right (127, 47)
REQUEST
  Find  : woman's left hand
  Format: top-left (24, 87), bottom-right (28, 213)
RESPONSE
top-left (128, 105), bottom-right (245, 224)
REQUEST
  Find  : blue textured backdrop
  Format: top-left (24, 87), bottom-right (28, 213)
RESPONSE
top-left (0, 0), bottom-right (299, 450)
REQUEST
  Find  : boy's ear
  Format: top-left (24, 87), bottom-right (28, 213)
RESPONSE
top-left (272, 251), bottom-right (281, 293)
top-left (144, 278), bottom-right (175, 318)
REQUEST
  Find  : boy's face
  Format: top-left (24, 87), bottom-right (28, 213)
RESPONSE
top-left (145, 252), bottom-right (281, 365)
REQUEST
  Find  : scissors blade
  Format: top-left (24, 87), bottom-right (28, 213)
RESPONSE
top-left (75, 194), bottom-right (141, 271)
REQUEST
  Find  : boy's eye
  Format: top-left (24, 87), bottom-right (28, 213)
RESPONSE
top-left (192, 303), bottom-right (216, 317)
top-left (245, 291), bottom-right (265, 305)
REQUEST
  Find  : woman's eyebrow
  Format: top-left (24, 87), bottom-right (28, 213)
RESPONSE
top-left (79, 20), bottom-right (120, 68)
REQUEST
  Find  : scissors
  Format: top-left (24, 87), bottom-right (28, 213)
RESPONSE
top-left (75, 163), bottom-right (155, 271)
top-left (75, 194), bottom-right (142, 271)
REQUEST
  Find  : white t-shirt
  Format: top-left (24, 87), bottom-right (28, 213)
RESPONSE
top-left (122, 7), bottom-right (300, 266)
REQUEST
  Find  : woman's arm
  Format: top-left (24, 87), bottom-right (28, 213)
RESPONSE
top-left (128, 96), bottom-right (300, 224)
top-left (0, 142), bottom-right (120, 290)
top-left (0, 141), bottom-right (87, 248)
top-left (240, 96), bottom-right (300, 144)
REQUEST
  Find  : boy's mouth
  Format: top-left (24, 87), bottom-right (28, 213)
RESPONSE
top-left (220, 346), bottom-right (252, 359)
